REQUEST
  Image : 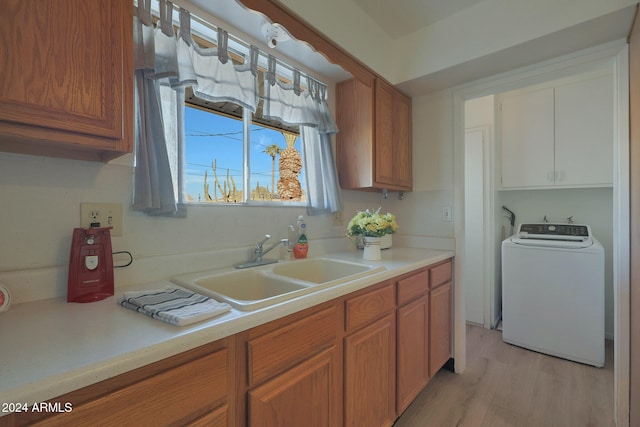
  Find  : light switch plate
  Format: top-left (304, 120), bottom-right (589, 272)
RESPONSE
top-left (80, 203), bottom-right (123, 236)
top-left (441, 206), bottom-right (453, 222)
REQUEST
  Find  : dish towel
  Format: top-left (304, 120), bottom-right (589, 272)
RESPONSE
top-left (118, 287), bottom-right (231, 326)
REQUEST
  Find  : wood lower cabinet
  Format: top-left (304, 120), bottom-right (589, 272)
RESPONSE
top-left (396, 262), bottom-right (453, 414)
top-left (396, 268), bottom-right (430, 414)
top-left (242, 304), bottom-right (342, 427)
top-left (0, 0), bottom-right (133, 162)
top-left (429, 261), bottom-right (454, 377)
top-left (248, 347), bottom-right (339, 427)
top-left (187, 405), bottom-right (229, 427)
top-left (429, 282), bottom-right (453, 377)
top-left (344, 314), bottom-right (396, 427)
top-left (5, 259), bottom-right (454, 427)
top-left (397, 295), bottom-right (429, 413)
top-left (7, 339), bottom-right (234, 427)
top-left (343, 283), bottom-right (396, 426)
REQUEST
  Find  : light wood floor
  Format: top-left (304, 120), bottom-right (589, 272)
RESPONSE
top-left (394, 324), bottom-right (614, 427)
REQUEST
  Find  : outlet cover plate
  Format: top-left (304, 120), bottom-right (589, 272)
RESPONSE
top-left (80, 203), bottom-right (123, 236)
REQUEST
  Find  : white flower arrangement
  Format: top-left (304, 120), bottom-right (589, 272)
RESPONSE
top-left (346, 208), bottom-right (398, 238)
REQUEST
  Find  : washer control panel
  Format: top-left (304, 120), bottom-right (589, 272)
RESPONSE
top-left (518, 223), bottom-right (590, 238)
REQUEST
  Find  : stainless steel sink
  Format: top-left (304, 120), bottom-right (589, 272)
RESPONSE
top-left (171, 258), bottom-right (386, 311)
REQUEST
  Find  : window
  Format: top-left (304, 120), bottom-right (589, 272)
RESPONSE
top-left (180, 23), bottom-right (309, 206)
top-left (133, 3), bottom-right (341, 216)
top-left (184, 89), bottom-right (306, 205)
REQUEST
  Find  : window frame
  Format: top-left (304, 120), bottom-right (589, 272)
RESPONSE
top-left (183, 100), bottom-right (307, 207)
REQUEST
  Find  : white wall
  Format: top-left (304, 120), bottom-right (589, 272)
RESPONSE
top-left (0, 85), bottom-right (456, 302)
top-left (396, 89), bottom-right (456, 241)
top-left (0, 148), bottom-right (424, 303)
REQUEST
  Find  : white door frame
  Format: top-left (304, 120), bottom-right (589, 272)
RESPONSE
top-left (451, 40), bottom-right (630, 425)
top-left (463, 125), bottom-right (495, 329)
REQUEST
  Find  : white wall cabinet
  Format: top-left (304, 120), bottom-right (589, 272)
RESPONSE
top-left (499, 72), bottom-right (613, 189)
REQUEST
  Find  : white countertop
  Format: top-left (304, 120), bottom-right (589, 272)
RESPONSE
top-left (0, 248), bottom-right (452, 412)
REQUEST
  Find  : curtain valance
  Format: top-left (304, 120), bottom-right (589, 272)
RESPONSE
top-left (140, 2), bottom-right (334, 129)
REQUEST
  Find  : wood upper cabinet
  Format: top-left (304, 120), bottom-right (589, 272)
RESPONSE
top-left (0, 0), bottom-right (133, 162)
top-left (336, 78), bottom-right (412, 192)
top-left (375, 80), bottom-right (412, 190)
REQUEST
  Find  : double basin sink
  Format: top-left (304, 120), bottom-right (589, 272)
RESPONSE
top-left (171, 258), bottom-right (386, 311)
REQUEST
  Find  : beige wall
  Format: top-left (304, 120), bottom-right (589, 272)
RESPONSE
top-left (1, 146), bottom-right (426, 301)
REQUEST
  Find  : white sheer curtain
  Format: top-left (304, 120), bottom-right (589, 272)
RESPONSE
top-left (133, 0), bottom-right (341, 215)
top-left (133, 2), bottom-right (258, 215)
top-left (133, 0), bottom-right (182, 216)
top-left (262, 59), bottom-right (341, 214)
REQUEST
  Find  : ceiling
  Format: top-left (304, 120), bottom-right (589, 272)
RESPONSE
top-left (186, 0), bottom-right (495, 83)
top-left (352, 0), bottom-right (488, 39)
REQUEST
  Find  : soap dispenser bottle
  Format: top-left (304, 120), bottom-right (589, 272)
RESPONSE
top-left (293, 215), bottom-right (308, 259)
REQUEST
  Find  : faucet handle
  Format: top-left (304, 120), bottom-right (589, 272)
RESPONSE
top-left (256, 234), bottom-right (271, 249)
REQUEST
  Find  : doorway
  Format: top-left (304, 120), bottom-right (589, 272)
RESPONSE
top-left (452, 42), bottom-right (629, 424)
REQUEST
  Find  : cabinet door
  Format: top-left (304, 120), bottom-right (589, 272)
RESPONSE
top-left (500, 87), bottom-right (555, 188)
top-left (344, 314), bottom-right (396, 427)
top-left (336, 79), bottom-right (375, 189)
top-left (0, 0), bottom-right (132, 161)
top-left (248, 347), bottom-right (339, 427)
top-left (429, 282), bottom-right (452, 377)
top-left (397, 295), bottom-right (429, 414)
top-left (555, 73), bottom-right (614, 186)
top-left (375, 80), bottom-right (412, 191)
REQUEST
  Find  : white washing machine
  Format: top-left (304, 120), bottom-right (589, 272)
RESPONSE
top-left (501, 223), bottom-right (604, 367)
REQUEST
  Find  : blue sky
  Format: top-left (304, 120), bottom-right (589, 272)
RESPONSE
top-left (184, 106), bottom-right (303, 201)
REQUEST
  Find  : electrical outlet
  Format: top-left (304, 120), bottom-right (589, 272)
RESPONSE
top-left (80, 203), bottom-right (123, 236)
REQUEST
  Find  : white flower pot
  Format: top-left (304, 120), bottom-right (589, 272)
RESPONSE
top-left (363, 236), bottom-right (382, 260)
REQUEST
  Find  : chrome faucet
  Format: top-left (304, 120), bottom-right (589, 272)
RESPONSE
top-left (235, 234), bottom-right (289, 269)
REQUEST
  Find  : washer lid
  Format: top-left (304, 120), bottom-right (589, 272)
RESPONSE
top-left (511, 223), bottom-right (593, 248)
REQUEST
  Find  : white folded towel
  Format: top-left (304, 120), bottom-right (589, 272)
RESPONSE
top-left (118, 286), bottom-right (231, 326)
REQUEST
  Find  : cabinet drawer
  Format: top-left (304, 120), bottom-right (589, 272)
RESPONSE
top-left (247, 306), bottom-right (337, 386)
top-left (34, 348), bottom-right (229, 426)
top-left (345, 283), bottom-right (394, 333)
top-left (397, 269), bottom-right (429, 305)
top-left (430, 260), bottom-right (452, 289)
